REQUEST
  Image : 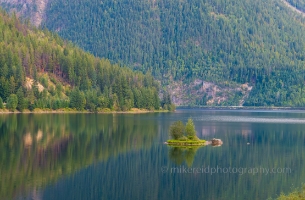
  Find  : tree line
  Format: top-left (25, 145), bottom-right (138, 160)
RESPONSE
top-left (0, 10), bottom-right (175, 111)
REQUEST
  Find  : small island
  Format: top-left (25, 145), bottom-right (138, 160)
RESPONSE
top-left (166, 118), bottom-right (206, 146)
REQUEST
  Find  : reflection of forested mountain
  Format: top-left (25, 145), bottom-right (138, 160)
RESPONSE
top-left (0, 114), bottom-right (157, 199)
top-left (42, 116), bottom-right (305, 200)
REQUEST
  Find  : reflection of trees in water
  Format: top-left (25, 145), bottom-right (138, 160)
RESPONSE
top-left (0, 114), bottom-right (157, 199)
top-left (169, 147), bottom-right (200, 167)
top-left (40, 118), bottom-right (305, 200)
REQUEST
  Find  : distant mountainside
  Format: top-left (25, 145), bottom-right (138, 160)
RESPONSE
top-left (0, 9), bottom-right (163, 112)
top-left (286, 0), bottom-right (305, 12)
top-left (2, 0), bottom-right (305, 106)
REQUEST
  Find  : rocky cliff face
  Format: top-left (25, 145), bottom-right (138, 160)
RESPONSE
top-left (168, 80), bottom-right (252, 106)
top-left (0, 0), bottom-right (47, 26)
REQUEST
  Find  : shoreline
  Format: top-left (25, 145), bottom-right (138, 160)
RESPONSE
top-left (0, 108), bottom-right (170, 114)
top-left (176, 106), bottom-right (305, 111)
top-left (3, 106), bottom-right (305, 114)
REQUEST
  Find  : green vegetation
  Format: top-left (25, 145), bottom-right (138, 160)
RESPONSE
top-left (0, 9), bottom-right (164, 112)
top-left (4, 0), bottom-right (305, 106)
top-left (23, 0), bottom-right (305, 106)
top-left (169, 121), bottom-right (185, 140)
top-left (167, 139), bottom-right (206, 146)
top-left (168, 118), bottom-right (205, 145)
top-left (185, 118), bottom-right (196, 140)
top-left (161, 91), bottom-right (176, 111)
top-left (272, 184), bottom-right (305, 200)
top-left (0, 97), bottom-right (3, 109)
top-left (6, 94), bottom-right (18, 111)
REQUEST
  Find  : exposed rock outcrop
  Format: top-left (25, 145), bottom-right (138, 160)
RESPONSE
top-left (0, 0), bottom-right (48, 26)
top-left (168, 79), bottom-right (252, 106)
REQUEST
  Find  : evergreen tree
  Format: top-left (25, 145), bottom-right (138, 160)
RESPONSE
top-left (6, 94), bottom-right (18, 111)
top-left (185, 118), bottom-right (196, 140)
top-left (0, 97), bottom-right (3, 109)
top-left (69, 88), bottom-right (86, 110)
top-left (16, 87), bottom-right (26, 111)
top-left (0, 10), bottom-right (162, 112)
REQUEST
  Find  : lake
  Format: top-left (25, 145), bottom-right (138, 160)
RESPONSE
top-left (1, 109), bottom-right (305, 200)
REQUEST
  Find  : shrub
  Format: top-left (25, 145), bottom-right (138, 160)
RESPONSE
top-left (169, 121), bottom-right (185, 139)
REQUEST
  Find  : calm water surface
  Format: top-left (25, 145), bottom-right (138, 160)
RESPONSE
top-left (1, 109), bottom-right (305, 200)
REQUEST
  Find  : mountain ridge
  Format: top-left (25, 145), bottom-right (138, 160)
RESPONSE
top-left (2, 0), bottom-right (305, 106)
top-left (0, 9), bottom-right (166, 112)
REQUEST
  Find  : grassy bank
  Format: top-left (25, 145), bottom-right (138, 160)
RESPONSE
top-left (166, 139), bottom-right (206, 146)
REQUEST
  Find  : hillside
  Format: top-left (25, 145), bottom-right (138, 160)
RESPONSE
top-left (0, 10), bottom-right (164, 112)
top-left (2, 0), bottom-right (305, 106)
top-left (286, 0), bottom-right (305, 13)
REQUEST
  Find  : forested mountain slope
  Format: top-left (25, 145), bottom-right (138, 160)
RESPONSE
top-left (286, 0), bottom-right (305, 13)
top-left (2, 0), bottom-right (305, 106)
top-left (0, 10), bottom-right (162, 111)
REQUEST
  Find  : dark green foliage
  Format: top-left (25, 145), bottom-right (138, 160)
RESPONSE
top-left (162, 92), bottom-right (175, 110)
top-left (97, 95), bottom-right (109, 109)
top-left (6, 94), bottom-right (18, 111)
top-left (169, 121), bottom-right (185, 140)
top-left (185, 118), bottom-right (196, 140)
top-left (16, 87), bottom-right (26, 111)
top-left (69, 88), bottom-right (86, 110)
top-left (38, 0), bottom-right (305, 106)
top-left (169, 118), bottom-right (198, 140)
top-left (0, 9), bottom-right (161, 111)
top-left (0, 77), bottom-right (9, 101)
top-left (0, 97), bottom-right (3, 109)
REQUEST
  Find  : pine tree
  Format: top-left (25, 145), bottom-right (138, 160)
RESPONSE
top-left (16, 87), bottom-right (26, 111)
top-left (0, 97), bottom-right (3, 109)
top-left (69, 88), bottom-right (86, 110)
top-left (185, 118), bottom-right (196, 140)
top-left (6, 94), bottom-right (18, 111)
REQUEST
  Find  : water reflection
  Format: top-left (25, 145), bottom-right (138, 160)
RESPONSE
top-left (0, 114), bottom-right (157, 199)
top-left (40, 110), bottom-right (305, 200)
top-left (169, 147), bottom-right (202, 167)
top-left (2, 110), bottom-right (305, 200)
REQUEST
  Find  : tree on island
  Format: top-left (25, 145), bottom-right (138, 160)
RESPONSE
top-left (169, 118), bottom-right (197, 140)
top-left (169, 121), bottom-right (185, 140)
top-left (185, 118), bottom-right (196, 140)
